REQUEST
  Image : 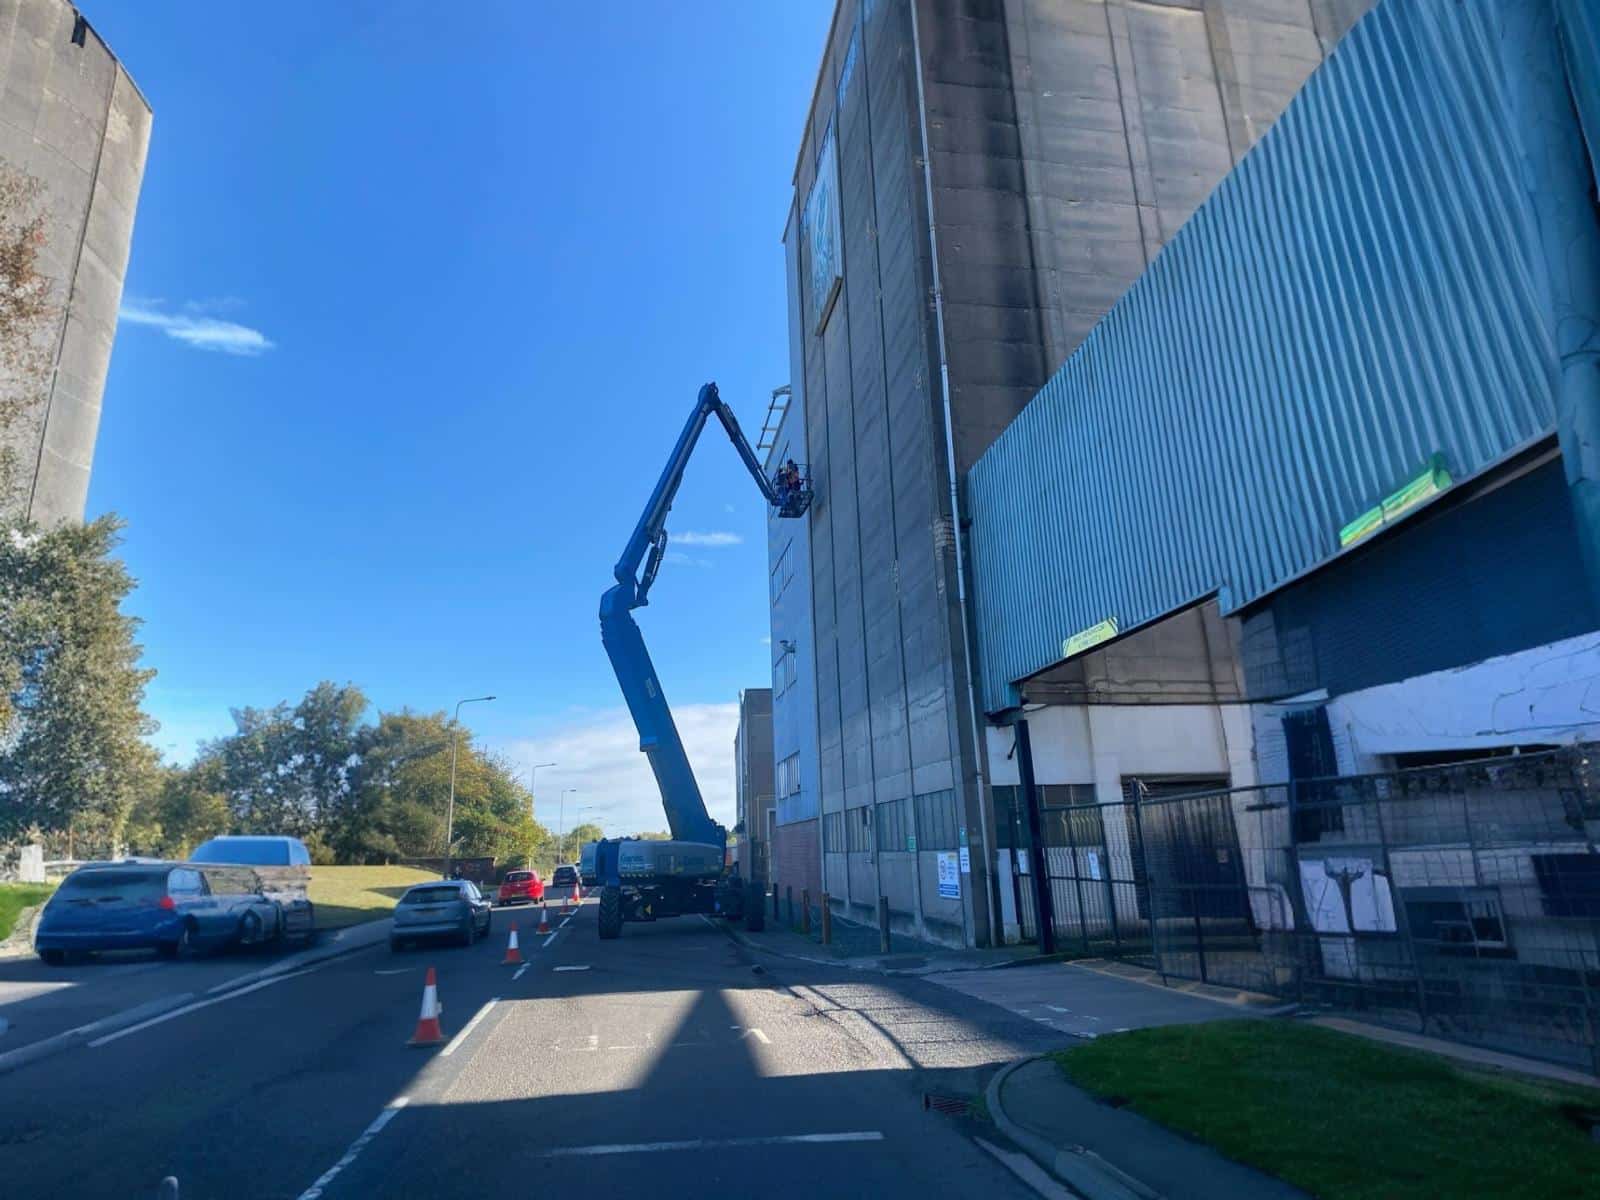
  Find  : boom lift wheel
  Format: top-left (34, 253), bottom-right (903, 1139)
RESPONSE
top-left (598, 885), bottom-right (623, 940)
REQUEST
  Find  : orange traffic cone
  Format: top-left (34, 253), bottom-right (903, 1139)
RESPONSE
top-left (407, 966), bottom-right (446, 1047)
top-left (571, 882), bottom-right (581, 905)
top-left (502, 922), bottom-right (523, 965)
top-left (537, 903), bottom-right (552, 934)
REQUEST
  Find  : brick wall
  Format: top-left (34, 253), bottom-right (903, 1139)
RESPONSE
top-left (772, 820), bottom-right (820, 901)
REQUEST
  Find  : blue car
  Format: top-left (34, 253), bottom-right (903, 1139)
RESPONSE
top-left (34, 861), bottom-right (284, 964)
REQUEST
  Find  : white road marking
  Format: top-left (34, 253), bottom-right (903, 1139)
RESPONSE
top-left (733, 1025), bottom-right (771, 1044)
top-left (512, 964), bottom-right (529, 981)
top-left (439, 998), bottom-right (499, 1058)
top-left (559, 916), bottom-right (573, 928)
top-left (554, 964), bottom-right (589, 972)
top-left (1043, 1004), bottom-right (1071, 1013)
top-left (586, 1033), bottom-right (599, 1052)
top-left (90, 969), bottom-right (315, 1047)
top-left (543, 930), bottom-right (561, 948)
top-left (973, 1136), bottom-right (1078, 1200)
top-left (541, 1132), bottom-right (884, 1157)
top-left (296, 1096), bottom-right (409, 1199)
top-left (373, 968), bottom-right (411, 976)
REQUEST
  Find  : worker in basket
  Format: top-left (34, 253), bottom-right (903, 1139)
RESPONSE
top-left (776, 459), bottom-right (802, 509)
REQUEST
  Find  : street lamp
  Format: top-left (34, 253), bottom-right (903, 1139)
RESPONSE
top-left (560, 788), bottom-right (580, 861)
top-left (529, 761), bottom-right (557, 822)
top-left (444, 695), bottom-right (496, 879)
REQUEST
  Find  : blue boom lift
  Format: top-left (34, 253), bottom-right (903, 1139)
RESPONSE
top-left (592, 382), bottom-right (812, 939)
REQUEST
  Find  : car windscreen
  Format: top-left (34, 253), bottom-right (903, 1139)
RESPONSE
top-left (402, 886), bottom-right (463, 905)
top-left (54, 869), bottom-right (169, 901)
top-left (190, 839), bottom-right (289, 866)
top-left (505, 872), bottom-right (532, 884)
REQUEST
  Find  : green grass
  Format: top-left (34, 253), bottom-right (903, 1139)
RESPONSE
top-left (307, 865), bottom-right (440, 930)
top-left (1053, 1020), bottom-right (1600, 1200)
top-left (0, 882), bottom-right (55, 941)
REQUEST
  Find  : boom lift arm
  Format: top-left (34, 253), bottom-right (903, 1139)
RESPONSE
top-left (599, 382), bottom-right (809, 849)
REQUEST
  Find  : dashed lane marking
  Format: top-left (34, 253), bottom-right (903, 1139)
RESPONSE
top-left (296, 1096), bottom-right (409, 1199)
top-left (512, 964), bottom-right (529, 981)
top-left (439, 998), bottom-right (499, 1058)
top-left (553, 964), bottom-right (589, 972)
top-left (543, 930), bottom-right (561, 948)
top-left (540, 1132), bottom-right (884, 1157)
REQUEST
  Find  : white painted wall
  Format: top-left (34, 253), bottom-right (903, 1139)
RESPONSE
top-left (1324, 630), bottom-right (1600, 772)
top-left (987, 703), bottom-right (1254, 797)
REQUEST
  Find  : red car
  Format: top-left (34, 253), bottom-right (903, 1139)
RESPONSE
top-left (496, 869), bottom-right (545, 906)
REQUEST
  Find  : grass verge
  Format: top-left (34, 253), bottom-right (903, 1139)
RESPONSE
top-left (0, 882), bottom-right (55, 941)
top-left (1053, 1020), bottom-right (1600, 1200)
top-left (307, 865), bottom-right (440, 930)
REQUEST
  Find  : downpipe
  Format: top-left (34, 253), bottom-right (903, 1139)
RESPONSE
top-left (909, 0), bottom-right (998, 948)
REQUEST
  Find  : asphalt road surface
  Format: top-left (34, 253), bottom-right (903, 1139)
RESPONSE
top-left (0, 900), bottom-right (1074, 1199)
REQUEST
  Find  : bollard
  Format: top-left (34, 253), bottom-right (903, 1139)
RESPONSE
top-left (802, 889), bottom-right (812, 935)
top-left (878, 895), bottom-right (891, 954)
top-left (158, 1179), bottom-right (179, 1200)
top-left (786, 885), bottom-right (795, 929)
top-left (772, 882), bottom-right (780, 919)
top-left (821, 892), bottom-right (832, 945)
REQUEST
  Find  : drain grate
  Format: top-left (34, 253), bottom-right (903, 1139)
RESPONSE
top-left (923, 1092), bottom-right (970, 1116)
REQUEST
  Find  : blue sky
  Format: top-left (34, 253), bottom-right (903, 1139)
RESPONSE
top-left (83, 1), bottom-right (833, 832)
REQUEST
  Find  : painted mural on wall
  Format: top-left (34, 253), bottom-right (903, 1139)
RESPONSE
top-left (803, 121), bottom-right (843, 335)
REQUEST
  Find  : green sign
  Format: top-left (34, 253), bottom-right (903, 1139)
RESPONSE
top-left (906, 833), bottom-right (917, 852)
top-left (1339, 454), bottom-right (1452, 548)
top-left (1062, 617), bottom-right (1118, 659)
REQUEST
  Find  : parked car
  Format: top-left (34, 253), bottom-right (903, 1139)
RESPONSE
top-left (189, 835), bottom-right (316, 943)
top-left (391, 881), bottom-right (492, 951)
top-left (551, 864), bottom-right (580, 891)
top-left (34, 862), bottom-right (282, 964)
top-left (496, 869), bottom-right (544, 906)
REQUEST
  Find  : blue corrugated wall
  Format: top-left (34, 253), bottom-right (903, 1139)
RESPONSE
top-left (967, 0), bottom-right (1599, 714)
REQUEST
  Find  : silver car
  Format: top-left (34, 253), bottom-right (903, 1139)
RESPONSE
top-left (390, 881), bottom-right (492, 951)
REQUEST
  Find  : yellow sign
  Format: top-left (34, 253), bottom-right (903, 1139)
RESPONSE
top-left (1063, 617), bottom-right (1118, 659)
top-left (1339, 454), bottom-right (1452, 548)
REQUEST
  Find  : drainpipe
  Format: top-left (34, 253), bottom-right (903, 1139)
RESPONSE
top-left (908, 0), bottom-right (998, 947)
top-left (1500, 2), bottom-right (1600, 606)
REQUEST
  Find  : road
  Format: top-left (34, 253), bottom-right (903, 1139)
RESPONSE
top-left (0, 899), bottom-right (1075, 1199)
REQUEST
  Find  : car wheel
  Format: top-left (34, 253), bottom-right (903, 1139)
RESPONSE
top-left (173, 921), bottom-right (199, 960)
top-left (458, 918), bottom-right (474, 947)
top-left (39, 948), bottom-right (66, 966)
top-left (240, 911), bottom-right (263, 948)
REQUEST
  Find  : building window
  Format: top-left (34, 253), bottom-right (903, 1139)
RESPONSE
top-left (846, 807), bottom-right (872, 854)
top-left (1532, 854), bottom-right (1600, 918)
top-left (776, 753), bottom-right (800, 798)
top-left (822, 810), bottom-right (845, 853)
top-left (876, 798), bottom-right (909, 852)
top-left (770, 544), bottom-right (794, 606)
top-left (914, 790), bottom-right (959, 849)
top-left (1406, 889), bottom-right (1511, 954)
top-left (772, 651), bottom-right (797, 697)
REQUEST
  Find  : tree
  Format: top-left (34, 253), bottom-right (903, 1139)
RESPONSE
top-left (126, 762), bottom-right (230, 858)
top-left (0, 516), bottom-right (158, 851)
top-left (560, 821), bottom-right (605, 864)
top-left (632, 830), bottom-right (671, 841)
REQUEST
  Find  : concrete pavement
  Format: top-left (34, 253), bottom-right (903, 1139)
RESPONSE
top-left (0, 899), bottom-right (1081, 1199)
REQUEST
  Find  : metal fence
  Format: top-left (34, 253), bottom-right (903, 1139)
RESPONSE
top-left (1005, 746), bottom-right (1600, 1073)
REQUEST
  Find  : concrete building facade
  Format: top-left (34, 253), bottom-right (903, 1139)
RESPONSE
top-left (733, 687), bottom-right (774, 883)
top-left (0, 0), bottom-right (149, 525)
top-left (775, 0), bottom-right (1368, 947)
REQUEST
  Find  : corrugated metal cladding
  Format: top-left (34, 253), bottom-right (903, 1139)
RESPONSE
top-left (967, 0), bottom-right (1587, 715)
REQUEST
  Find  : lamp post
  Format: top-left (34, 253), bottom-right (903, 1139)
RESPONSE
top-left (560, 788), bottom-right (580, 861)
top-left (529, 761), bottom-right (557, 822)
top-left (444, 695), bottom-right (496, 879)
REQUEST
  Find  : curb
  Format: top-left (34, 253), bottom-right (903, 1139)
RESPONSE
top-left (985, 1056), bottom-right (1161, 1200)
top-left (716, 919), bottom-right (1037, 977)
top-left (0, 917), bottom-right (392, 1078)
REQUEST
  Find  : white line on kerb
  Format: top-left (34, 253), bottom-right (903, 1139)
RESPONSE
top-left (439, 998), bottom-right (499, 1058)
top-left (90, 969), bottom-right (315, 1047)
top-left (541, 1132), bottom-right (884, 1157)
top-left (296, 1096), bottom-right (409, 1200)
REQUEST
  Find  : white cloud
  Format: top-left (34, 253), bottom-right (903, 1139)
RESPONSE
top-left (760, 636), bottom-right (771, 646)
top-left (674, 530), bottom-right (742, 547)
top-left (120, 298), bottom-right (275, 356)
top-left (665, 551), bottom-right (711, 568)
top-left (498, 704), bottom-right (740, 838)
